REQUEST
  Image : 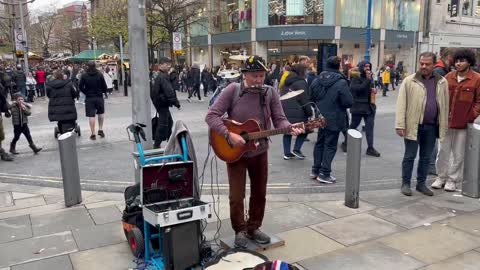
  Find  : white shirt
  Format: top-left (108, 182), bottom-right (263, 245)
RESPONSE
top-left (103, 72), bottom-right (113, 89)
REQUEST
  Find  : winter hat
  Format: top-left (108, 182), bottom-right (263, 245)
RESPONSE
top-left (242, 55), bottom-right (268, 73)
top-left (326, 56), bottom-right (341, 70)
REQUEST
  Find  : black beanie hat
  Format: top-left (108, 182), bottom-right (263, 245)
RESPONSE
top-left (326, 56), bottom-right (340, 70)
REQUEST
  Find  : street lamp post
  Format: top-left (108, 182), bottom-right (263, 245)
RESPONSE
top-left (18, 0), bottom-right (29, 73)
top-left (365, 0), bottom-right (373, 61)
top-left (92, 37), bottom-right (97, 61)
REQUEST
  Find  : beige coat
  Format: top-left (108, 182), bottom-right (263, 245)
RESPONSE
top-left (395, 72), bottom-right (449, 141)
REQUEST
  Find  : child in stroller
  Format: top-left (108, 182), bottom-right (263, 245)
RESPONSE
top-left (26, 72), bottom-right (36, 103)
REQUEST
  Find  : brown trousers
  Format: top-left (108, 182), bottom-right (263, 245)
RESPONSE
top-left (227, 151), bottom-right (268, 234)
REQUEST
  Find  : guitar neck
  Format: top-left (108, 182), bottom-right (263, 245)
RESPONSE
top-left (248, 126), bottom-right (297, 140)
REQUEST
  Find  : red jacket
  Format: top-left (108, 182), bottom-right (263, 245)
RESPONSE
top-left (445, 70), bottom-right (480, 129)
top-left (36, 70), bottom-right (46, 83)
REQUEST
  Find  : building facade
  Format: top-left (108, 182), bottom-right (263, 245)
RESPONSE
top-left (420, 0), bottom-right (480, 67)
top-left (189, 0), bottom-right (423, 73)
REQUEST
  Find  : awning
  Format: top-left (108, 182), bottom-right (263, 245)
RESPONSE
top-left (70, 49), bottom-right (113, 62)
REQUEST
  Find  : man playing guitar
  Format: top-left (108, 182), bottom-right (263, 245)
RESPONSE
top-left (205, 55), bottom-right (304, 248)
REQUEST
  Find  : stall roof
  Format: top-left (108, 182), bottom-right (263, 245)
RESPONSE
top-left (70, 50), bottom-right (113, 61)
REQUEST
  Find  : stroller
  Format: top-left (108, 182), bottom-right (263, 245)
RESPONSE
top-left (26, 84), bottom-right (36, 103)
top-left (54, 120), bottom-right (81, 138)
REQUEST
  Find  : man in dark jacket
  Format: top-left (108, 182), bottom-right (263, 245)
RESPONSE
top-left (79, 61), bottom-right (107, 140)
top-left (310, 56), bottom-right (354, 184)
top-left (47, 70), bottom-right (79, 134)
top-left (151, 57), bottom-right (180, 148)
top-left (0, 81), bottom-right (13, 161)
top-left (187, 64), bottom-right (201, 101)
top-left (281, 64), bottom-right (312, 160)
top-left (13, 65), bottom-right (27, 97)
top-left (346, 61), bottom-right (381, 157)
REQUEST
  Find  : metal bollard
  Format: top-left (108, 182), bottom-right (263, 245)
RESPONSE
top-left (462, 123), bottom-right (480, 198)
top-left (345, 129), bottom-right (362, 209)
top-left (58, 131), bottom-right (82, 207)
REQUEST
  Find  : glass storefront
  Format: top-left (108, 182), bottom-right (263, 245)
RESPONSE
top-left (459, 0), bottom-right (480, 17)
top-left (211, 0), bottom-right (252, 33)
top-left (257, 0), bottom-right (335, 27)
top-left (266, 39), bottom-right (331, 66)
top-left (385, 0), bottom-right (421, 31)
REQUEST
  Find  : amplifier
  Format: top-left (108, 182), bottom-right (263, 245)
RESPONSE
top-left (162, 221), bottom-right (201, 270)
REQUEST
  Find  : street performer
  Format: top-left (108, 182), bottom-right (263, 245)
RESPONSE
top-left (206, 55), bottom-right (304, 248)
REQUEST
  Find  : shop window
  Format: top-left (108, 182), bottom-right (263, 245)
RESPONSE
top-left (385, 0), bottom-right (421, 31)
top-left (341, 0), bottom-right (368, 28)
top-left (211, 0), bottom-right (252, 33)
top-left (268, 0), bottom-right (333, 25)
top-left (451, 0), bottom-right (480, 17)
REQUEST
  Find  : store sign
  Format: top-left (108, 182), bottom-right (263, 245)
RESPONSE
top-left (450, 0), bottom-right (459, 17)
top-left (257, 26), bottom-right (335, 41)
top-left (385, 30), bottom-right (415, 43)
top-left (172, 32), bottom-right (182, 51)
top-left (280, 30), bottom-right (307, 37)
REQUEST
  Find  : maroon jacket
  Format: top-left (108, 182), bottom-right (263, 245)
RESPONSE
top-left (445, 69), bottom-right (480, 129)
top-left (205, 83), bottom-right (290, 157)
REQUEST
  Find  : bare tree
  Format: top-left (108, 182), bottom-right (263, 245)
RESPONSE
top-left (28, 8), bottom-right (57, 57)
top-left (150, 0), bottom-right (205, 60)
top-left (54, 14), bottom-right (89, 55)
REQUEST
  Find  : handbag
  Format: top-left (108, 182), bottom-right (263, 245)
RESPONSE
top-left (151, 113), bottom-right (159, 139)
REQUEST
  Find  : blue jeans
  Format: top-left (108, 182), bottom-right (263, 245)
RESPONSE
top-left (283, 134), bottom-right (307, 155)
top-left (312, 129), bottom-right (340, 177)
top-left (402, 124), bottom-right (437, 187)
top-left (350, 113), bottom-right (375, 148)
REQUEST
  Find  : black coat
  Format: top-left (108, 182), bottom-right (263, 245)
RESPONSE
top-left (79, 70), bottom-right (107, 98)
top-left (349, 74), bottom-right (374, 115)
top-left (0, 83), bottom-right (8, 114)
top-left (151, 70), bottom-right (180, 111)
top-left (280, 72), bottom-right (312, 123)
top-left (169, 70), bottom-right (180, 91)
top-left (47, 79), bottom-right (78, 122)
top-left (187, 68), bottom-right (200, 88)
top-left (13, 71), bottom-right (26, 87)
top-left (310, 69), bottom-right (354, 132)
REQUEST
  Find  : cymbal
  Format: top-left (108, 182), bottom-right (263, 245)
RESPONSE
top-left (279, 90), bottom-right (304, 100)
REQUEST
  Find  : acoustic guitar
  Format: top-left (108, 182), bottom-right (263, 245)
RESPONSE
top-left (209, 118), bottom-right (326, 163)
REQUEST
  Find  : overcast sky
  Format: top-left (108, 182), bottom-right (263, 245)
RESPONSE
top-left (30, 0), bottom-right (86, 11)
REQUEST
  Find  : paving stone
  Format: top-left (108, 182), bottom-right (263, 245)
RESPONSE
top-left (260, 227), bottom-right (344, 263)
top-left (71, 222), bottom-right (126, 251)
top-left (419, 251), bottom-right (480, 270)
top-left (420, 192), bottom-right (480, 213)
top-left (379, 223), bottom-right (480, 264)
top-left (206, 201), bottom-right (230, 223)
top-left (84, 201), bottom-right (121, 210)
top-left (298, 242), bottom-right (424, 270)
top-left (0, 231), bottom-right (78, 268)
top-left (88, 206), bottom-right (122, 225)
top-left (261, 203), bottom-right (334, 234)
top-left (14, 197), bottom-right (46, 209)
top-left (372, 202), bottom-right (455, 229)
top-left (0, 215), bottom-right (32, 244)
top-left (69, 243), bottom-right (136, 270)
top-left (441, 212), bottom-right (480, 237)
top-left (360, 189), bottom-right (420, 207)
top-left (11, 193), bottom-right (38, 200)
top-left (306, 200), bottom-right (376, 218)
top-left (287, 193), bottom-right (344, 202)
top-left (0, 203), bottom-right (65, 220)
top-left (0, 192), bottom-right (13, 207)
top-left (11, 255), bottom-right (73, 270)
top-left (310, 213), bottom-right (404, 246)
top-left (31, 207), bottom-right (94, 236)
top-left (43, 195), bottom-right (64, 205)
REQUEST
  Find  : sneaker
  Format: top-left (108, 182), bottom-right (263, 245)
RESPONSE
top-left (90, 135), bottom-right (96, 140)
top-left (401, 184), bottom-right (412, 196)
top-left (444, 181), bottom-right (456, 192)
top-left (234, 231), bottom-right (248, 248)
top-left (431, 178), bottom-right (445, 189)
top-left (98, 130), bottom-right (105, 138)
top-left (366, 147), bottom-right (381, 157)
top-left (316, 174), bottom-right (336, 184)
top-left (310, 171), bottom-right (318, 180)
top-left (187, 98), bottom-right (192, 103)
top-left (416, 185), bottom-right (434, 196)
top-left (341, 142), bottom-right (347, 153)
top-left (283, 153), bottom-right (295, 160)
top-left (247, 229), bottom-right (271, 245)
top-left (292, 150), bottom-right (306, 159)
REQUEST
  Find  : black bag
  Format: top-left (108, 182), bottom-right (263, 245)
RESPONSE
top-left (151, 113), bottom-right (158, 140)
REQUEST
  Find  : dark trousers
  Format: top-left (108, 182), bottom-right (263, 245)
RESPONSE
top-left (113, 80), bottom-right (118, 91)
top-left (383, 83), bottom-right (389, 96)
top-left (188, 86), bottom-right (201, 100)
top-left (283, 133), bottom-right (307, 155)
top-left (227, 152), bottom-right (268, 234)
top-left (402, 124), bottom-right (437, 187)
top-left (202, 82), bottom-right (208, 96)
top-left (312, 129), bottom-right (340, 177)
top-left (11, 124), bottom-right (33, 145)
top-left (350, 113), bottom-right (375, 148)
top-left (429, 140), bottom-right (438, 172)
top-left (37, 83), bottom-right (45, 97)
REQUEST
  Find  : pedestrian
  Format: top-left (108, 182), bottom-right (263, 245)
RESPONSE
top-left (395, 52), bottom-right (449, 197)
top-left (46, 70), bottom-right (79, 134)
top-left (103, 67), bottom-right (113, 98)
top-left (9, 93), bottom-right (42, 155)
top-left (310, 56), bottom-right (353, 184)
top-left (79, 61), bottom-right (107, 140)
top-left (35, 67), bottom-right (46, 97)
top-left (187, 64), bottom-right (201, 101)
top-left (169, 67), bottom-right (180, 92)
top-left (76, 69), bottom-right (86, 104)
top-left (281, 63), bottom-right (312, 160)
top-left (381, 66), bottom-right (391, 96)
top-left (345, 61), bottom-right (381, 157)
top-left (428, 48), bottom-right (456, 176)
top-left (26, 72), bottom-right (37, 103)
top-left (1, 67), bottom-right (14, 100)
top-left (206, 55), bottom-right (304, 248)
top-left (150, 57), bottom-right (180, 148)
top-left (0, 81), bottom-right (13, 161)
top-left (201, 67), bottom-right (211, 97)
top-left (432, 48), bottom-right (480, 192)
top-left (13, 65), bottom-right (27, 97)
